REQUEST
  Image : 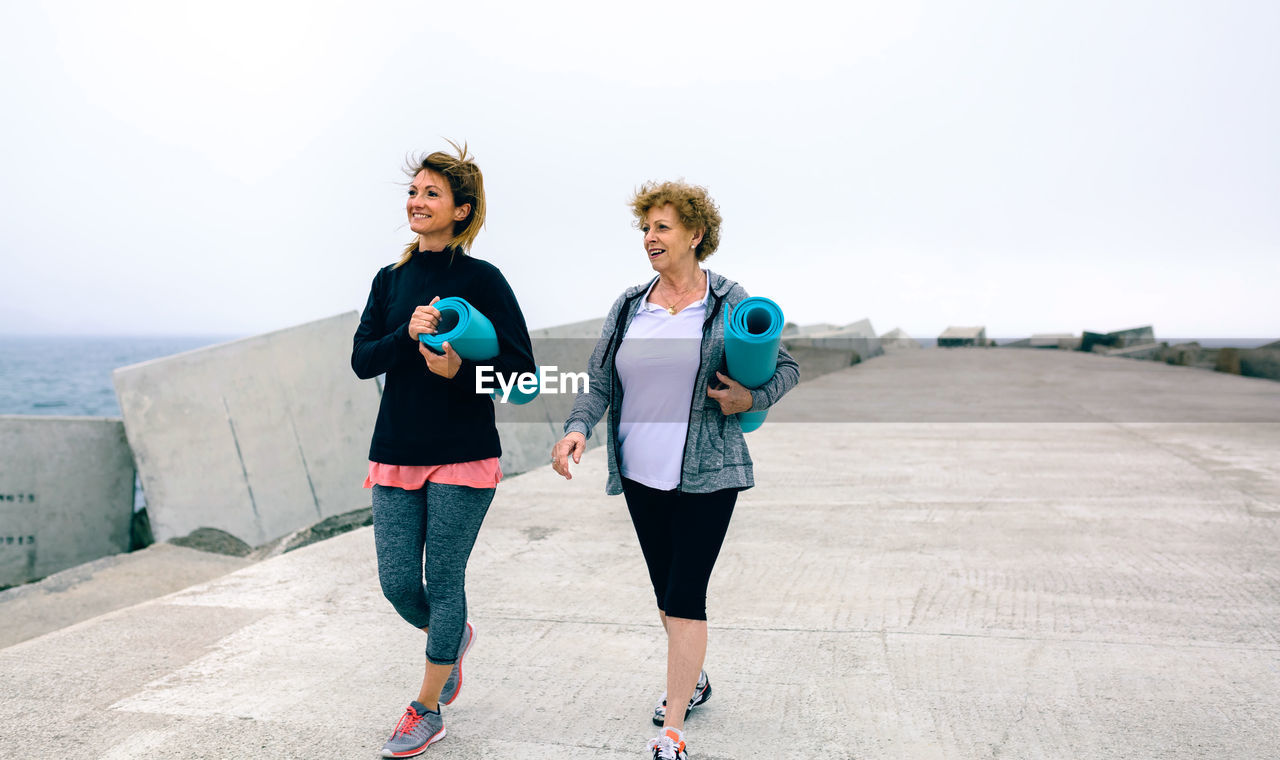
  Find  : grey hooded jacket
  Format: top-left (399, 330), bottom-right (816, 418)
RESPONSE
top-left (563, 270), bottom-right (800, 495)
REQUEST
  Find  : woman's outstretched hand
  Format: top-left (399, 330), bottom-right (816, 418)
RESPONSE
top-left (551, 432), bottom-right (586, 479)
top-left (707, 371), bottom-right (753, 415)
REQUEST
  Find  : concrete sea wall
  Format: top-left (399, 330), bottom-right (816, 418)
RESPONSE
top-left (113, 312), bottom-right (380, 547)
top-left (0, 416), bottom-right (135, 587)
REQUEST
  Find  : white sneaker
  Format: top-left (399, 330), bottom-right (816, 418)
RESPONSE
top-left (647, 727), bottom-right (688, 760)
top-left (652, 670), bottom-right (711, 726)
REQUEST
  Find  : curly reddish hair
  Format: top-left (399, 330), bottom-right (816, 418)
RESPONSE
top-left (629, 180), bottom-right (722, 261)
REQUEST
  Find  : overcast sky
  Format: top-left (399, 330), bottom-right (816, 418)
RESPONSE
top-left (1, 0), bottom-right (1276, 340)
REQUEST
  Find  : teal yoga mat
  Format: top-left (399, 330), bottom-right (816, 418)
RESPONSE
top-left (723, 296), bottom-right (785, 432)
top-left (418, 297), bottom-right (538, 404)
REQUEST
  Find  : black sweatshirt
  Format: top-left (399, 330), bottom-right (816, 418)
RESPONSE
top-left (352, 248), bottom-right (536, 466)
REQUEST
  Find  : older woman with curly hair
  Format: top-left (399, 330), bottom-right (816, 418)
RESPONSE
top-left (551, 181), bottom-right (799, 760)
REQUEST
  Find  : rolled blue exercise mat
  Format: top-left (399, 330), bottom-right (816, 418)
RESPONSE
top-left (418, 297), bottom-right (538, 404)
top-left (418, 297), bottom-right (499, 359)
top-left (722, 296), bottom-right (785, 433)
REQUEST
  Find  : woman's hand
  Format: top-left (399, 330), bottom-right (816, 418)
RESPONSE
top-left (551, 432), bottom-right (586, 479)
top-left (420, 340), bottom-right (461, 379)
top-left (707, 371), bottom-right (753, 415)
top-left (407, 296), bottom-right (443, 340)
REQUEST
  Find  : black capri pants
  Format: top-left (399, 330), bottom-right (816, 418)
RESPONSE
top-left (621, 477), bottom-right (738, 621)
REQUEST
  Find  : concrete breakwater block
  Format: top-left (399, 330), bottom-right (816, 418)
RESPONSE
top-left (938, 325), bottom-right (988, 347)
top-left (776, 322), bottom-right (867, 381)
top-left (1240, 348), bottom-right (1280, 382)
top-left (781, 344), bottom-right (859, 381)
top-left (781, 322), bottom-right (840, 337)
top-left (1032, 333), bottom-right (1078, 349)
top-left (785, 319), bottom-right (884, 360)
top-left (1104, 342), bottom-right (1163, 360)
top-left (1082, 325), bottom-right (1156, 353)
top-left (879, 327), bottom-right (923, 351)
top-left (113, 312), bottom-right (380, 547)
top-left (0, 416), bottom-right (135, 587)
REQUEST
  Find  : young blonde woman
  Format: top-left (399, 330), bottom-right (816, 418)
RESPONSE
top-left (352, 141), bottom-right (535, 757)
top-left (551, 181), bottom-right (799, 760)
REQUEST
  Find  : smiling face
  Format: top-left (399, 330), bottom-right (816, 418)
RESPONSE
top-left (641, 204), bottom-right (703, 274)
top-left (406, 169), bottom-right (471, 250)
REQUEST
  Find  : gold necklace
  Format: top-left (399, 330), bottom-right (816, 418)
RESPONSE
top-left (657, 275), bottom-right (704, 315)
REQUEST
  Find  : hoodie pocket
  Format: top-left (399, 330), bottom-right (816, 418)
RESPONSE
top-left (696, 410), bottom-right (726, 473)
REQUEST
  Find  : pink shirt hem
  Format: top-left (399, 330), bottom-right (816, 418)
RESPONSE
top-left (364, 458), bottom-right (502, 490)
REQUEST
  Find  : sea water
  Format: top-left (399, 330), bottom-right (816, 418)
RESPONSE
top-left (1, 335), bottom-right (237, 513)
top-left (0, 335), bottom-right (236, 417)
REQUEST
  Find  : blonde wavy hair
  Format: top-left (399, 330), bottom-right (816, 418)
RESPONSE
top-left (629, 180), bottom-right (722, 261)
top-left (394, 139), bottom-right (486, 268)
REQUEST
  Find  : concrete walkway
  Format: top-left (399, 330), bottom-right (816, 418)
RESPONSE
top-left (0, 543), bottom-right (249, 649)
top-left (3, 351), bottom-right (1279, 759)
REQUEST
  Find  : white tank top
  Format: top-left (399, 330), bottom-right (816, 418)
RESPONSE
top-left (615, 275), bottom-right (709, 491)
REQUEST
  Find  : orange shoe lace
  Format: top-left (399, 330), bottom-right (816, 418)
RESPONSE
top-left (392, 707), bottom-right (425, 738)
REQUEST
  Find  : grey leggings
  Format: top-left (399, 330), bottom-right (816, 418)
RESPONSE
top-left (371, 483), bottom-right (494, 665)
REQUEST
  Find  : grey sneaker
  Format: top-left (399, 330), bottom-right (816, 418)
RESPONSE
top-left (440, 620), bottom-right (475, 706)
top-left (652, 670), bottom-right (711, 726)
top-left (380, 701), bottom-right (445, 758)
